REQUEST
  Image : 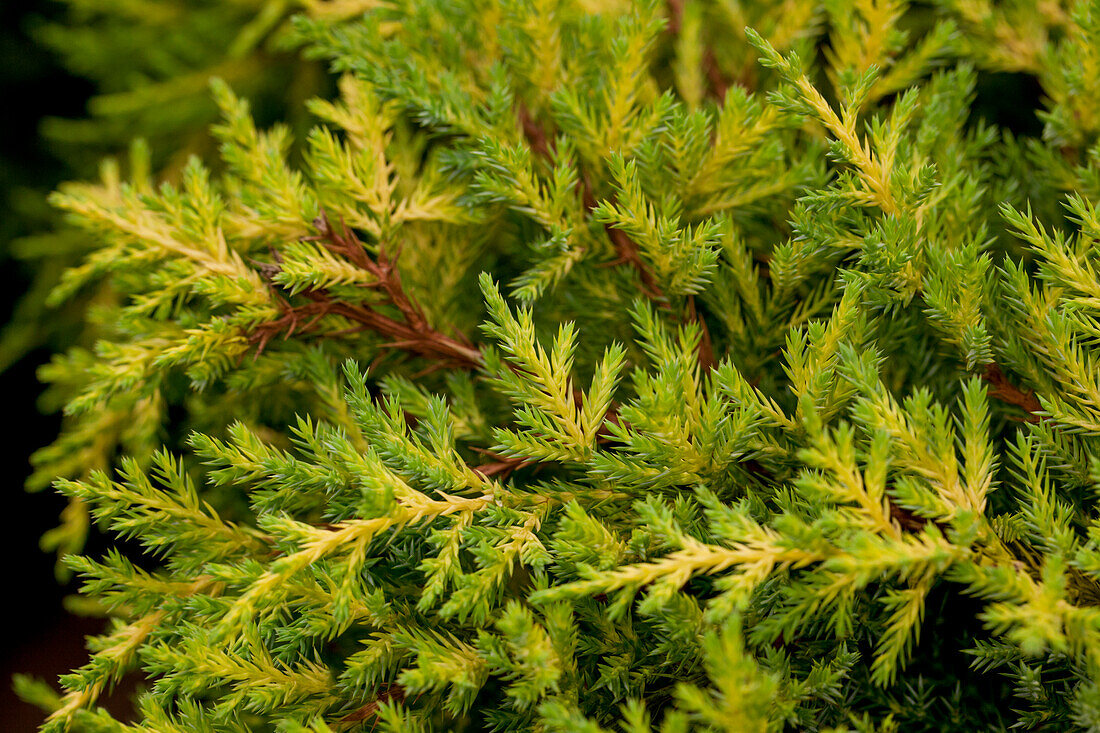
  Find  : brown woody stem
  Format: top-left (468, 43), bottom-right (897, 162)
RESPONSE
top-left (341, 684), bottom-right (406, 723)
top-left (249, 216), bottom-right (484, 371)
top-left (981, 363), bottom-right (1042, 422)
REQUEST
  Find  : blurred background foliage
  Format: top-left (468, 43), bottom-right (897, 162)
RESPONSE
top-left (0, 1), bottom-right (345, 727)
top-left (0, 0), bottom-right (345, 376)
top-left (2, 1), bottom-right (93, 728)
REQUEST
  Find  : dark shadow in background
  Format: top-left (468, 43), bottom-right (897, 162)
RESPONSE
top-left (0, 1), bottom-right (96, 729)
top-left (972, 71), bottom-right (1045, 138)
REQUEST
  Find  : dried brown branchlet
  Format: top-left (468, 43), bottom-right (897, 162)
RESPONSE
top-left (249, 215), bottom-right (484, 371)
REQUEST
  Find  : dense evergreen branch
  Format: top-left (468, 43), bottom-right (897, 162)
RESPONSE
top-left (516, 102), bottom-right (665, 301)
top-left (28, 1), bottom-right (1100, 730)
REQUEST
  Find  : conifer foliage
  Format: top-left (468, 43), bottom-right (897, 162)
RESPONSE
top-left (17, 0), bottom-right (1100, 730)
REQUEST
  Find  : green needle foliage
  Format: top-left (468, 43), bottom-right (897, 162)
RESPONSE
top-left (17, 0), bottom-right (1100, 729)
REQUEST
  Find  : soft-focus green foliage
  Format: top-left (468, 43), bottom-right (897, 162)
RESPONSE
top-left (0, 0), bottom-right (363, 394)
top-left (20, 0), bottom-right (1100, 730)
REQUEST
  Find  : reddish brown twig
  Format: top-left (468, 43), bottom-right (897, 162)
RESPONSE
top-left (666, 0), bottom-right (684, 35)
top-left (889, 502), bottom-right (929, 532)
top-left (341, 684), bottom-right (406, 723)
top-left (472, 447), bottom-right (533, 480)
top-left (981, 363), bottom-right (1042, 422)
top-left (577, 170), bottom-right (666, 301)
top-left (686, 295), bottom-right (717, 372)
top-left (249, 216), bottom-right (484, 370)
top-left (703, 49), bottom-right (730, 102)
top-left (518, 104), bottom-right (553, 161)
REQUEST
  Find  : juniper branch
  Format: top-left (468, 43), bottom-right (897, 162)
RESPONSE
top-left (250, 215), bottom-right (484, 370)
